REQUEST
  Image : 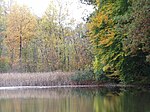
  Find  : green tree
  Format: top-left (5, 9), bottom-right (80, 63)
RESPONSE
top-left (83, 0), bottom-right (150, 84)
top-left (121, 0), bottom-right (150, 83)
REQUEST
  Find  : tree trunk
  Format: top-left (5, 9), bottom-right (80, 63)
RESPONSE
top-left (19, 32), bottom-right (22, 72)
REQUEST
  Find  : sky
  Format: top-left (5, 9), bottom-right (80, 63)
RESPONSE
top-left (13, 0), bottom-right (94, 23)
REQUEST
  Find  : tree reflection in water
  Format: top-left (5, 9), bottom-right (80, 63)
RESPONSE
top-left (0, 87), bottom-right (149, 112)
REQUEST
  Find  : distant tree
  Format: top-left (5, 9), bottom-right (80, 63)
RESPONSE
top-left (0, 0), bottom-right (5, 57)
top-left (5, 4), bottom-right (37, 71)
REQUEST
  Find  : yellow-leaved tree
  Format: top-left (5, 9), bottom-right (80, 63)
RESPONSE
top-left (87, 2), bottom-right (117, 80)
top-left (5, 4), bottom-right (37, 70)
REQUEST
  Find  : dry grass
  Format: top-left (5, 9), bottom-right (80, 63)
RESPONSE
top-left (0, 72), bottom-right (74, 87)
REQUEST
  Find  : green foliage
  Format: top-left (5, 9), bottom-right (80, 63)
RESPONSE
top-left (124, 0), bottom-right (150, 56)
top-left (71, 69), bottom-right (95, 82)
top-left (119, 0), bottom-right (150, 84)
top-left (71, 68), bottom-right (109, 83)
top-left (87, 1), bottom-right (124, 82)
top-left (120, 55), bottom-right (150, 84)
top-left (85, 0), bottom-right (150, 84)
top-left (0, 58), bottom-right (10, 72)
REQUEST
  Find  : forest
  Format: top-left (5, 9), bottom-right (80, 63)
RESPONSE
top-left (0, 0), bottom-right (150, 84)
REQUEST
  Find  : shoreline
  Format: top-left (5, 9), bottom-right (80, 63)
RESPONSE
top-left (0, 72), bottom-right (149, 88)
top-left (0, 84), bottom-right (149, 90)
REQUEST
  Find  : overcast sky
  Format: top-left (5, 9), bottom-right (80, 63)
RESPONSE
top-left (14, 0), bottom-right (94, 23)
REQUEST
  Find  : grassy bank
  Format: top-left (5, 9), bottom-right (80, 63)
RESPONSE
top-left (0, 72), bottom-right (73, 87)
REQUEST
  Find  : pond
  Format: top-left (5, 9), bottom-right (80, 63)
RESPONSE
top-left (0, 87), bottom-right (150, 112)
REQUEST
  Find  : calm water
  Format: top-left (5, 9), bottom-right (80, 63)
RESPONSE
top-left (0, 87), bottom-right (150, 112)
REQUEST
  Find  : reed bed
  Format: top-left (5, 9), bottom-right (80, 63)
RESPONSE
top-left (0, 72), bottom-right (74, 87)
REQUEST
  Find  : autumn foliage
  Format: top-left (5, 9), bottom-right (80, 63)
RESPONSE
top-left (85, 0), bottom-right (150, 83)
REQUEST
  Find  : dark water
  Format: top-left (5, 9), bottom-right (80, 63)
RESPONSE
top-left (0, 87), bottom-right (150, 112)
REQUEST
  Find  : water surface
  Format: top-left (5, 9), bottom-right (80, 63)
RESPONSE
top-left (0, 87), bottom-right (150, 112)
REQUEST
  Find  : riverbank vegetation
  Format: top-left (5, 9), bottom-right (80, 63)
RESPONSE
top-left (0, 72), bottom-right (74, 86)
top-left (74, 0), bottom-right (150, 84)
top-left (0, 0), bottom-right (149, 85)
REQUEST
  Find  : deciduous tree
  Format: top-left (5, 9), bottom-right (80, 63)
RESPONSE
top-left (5, 4), bottom-right (37, 71)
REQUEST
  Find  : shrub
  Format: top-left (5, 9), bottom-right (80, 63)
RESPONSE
top-left (71, 69), bottom-right (95, 82)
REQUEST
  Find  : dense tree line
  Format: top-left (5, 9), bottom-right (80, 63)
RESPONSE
top-left (0, 0), bottom-right (92, 72)
top-left (82, 0), bottom-right (150, 84)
